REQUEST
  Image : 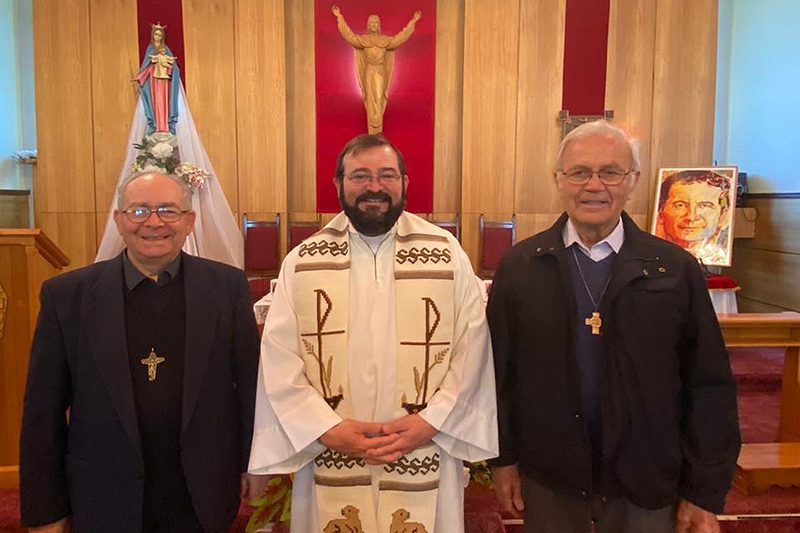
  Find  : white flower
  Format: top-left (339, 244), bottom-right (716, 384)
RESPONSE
top-left (142, 164), bottom-right (163, 172)
top-left (148, 132), bottom-right (177, 146)
top-left (151, 142), bottom-right (174, 159)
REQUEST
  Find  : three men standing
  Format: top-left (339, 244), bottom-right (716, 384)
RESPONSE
top-left (249, 134), bottom-right (497, 532)
top-left (20, 124), bottom-right (740, 533)
top-left (488, 121), bottom-right (740, 533)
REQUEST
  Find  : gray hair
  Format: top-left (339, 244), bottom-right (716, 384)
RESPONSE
top-left (555, 120), bottom-right (641, 172)
top-left (116, 171), bottom-right (193, 210)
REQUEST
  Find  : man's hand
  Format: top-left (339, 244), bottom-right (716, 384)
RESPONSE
top-left (319, 419), bottom-right (399, 457)
top-left (331, 5), bottom-right (341, 17)
top-left (363, 414), bottom-right (437, 464)
top-left (240, 473), bottom-right (270, 501)
top-left (29, 517), bottom-right (71, 533)
top-left (675, 499), bottom-right (720, 533)
top-left (492, 464), bottom-right (525, 519)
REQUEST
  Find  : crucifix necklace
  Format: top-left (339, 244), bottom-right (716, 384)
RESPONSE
top-left (571, 247), bottom-right (611, 335)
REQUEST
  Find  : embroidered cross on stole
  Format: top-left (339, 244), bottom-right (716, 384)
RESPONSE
top-left (293, 212), bottom-right (454, 532)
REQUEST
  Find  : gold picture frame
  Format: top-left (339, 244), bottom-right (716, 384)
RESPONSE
top-left (650, 166), bottom-right (738, 267)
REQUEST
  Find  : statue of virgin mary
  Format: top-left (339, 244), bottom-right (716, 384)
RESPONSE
top-left (96, 23), bottom-right (243, 268)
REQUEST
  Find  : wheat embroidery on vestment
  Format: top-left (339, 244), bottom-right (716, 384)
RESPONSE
top-left (300, 289), bottom-right (346, 409)
top-left (400, 297), bottom-right (450, 414)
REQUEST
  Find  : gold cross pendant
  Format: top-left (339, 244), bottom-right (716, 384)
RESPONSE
top-left (140, 347), bottom-right (166, 382)
top-left (584, 311), bottom-right (602, 335)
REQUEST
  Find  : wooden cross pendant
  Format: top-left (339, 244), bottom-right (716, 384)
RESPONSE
top-left (140, 347), bottom-right (166, 382)
top-left (584, 311), bottom-right (602, 335)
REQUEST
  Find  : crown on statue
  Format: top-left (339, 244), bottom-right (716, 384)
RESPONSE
top-left (151, 22), bottom-right (166, 32)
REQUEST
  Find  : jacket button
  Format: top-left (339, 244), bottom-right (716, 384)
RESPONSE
top-left (574, 413), bottom-right (580, 419)
top-left (536, 247), bottom-right (542, 252)
top-left (580, 490), bottom-right (588, 498)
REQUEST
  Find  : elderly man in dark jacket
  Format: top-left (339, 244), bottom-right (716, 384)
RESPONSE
top-left (488, 120), bottom-right (740, 533)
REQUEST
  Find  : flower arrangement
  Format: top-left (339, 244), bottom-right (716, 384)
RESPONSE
top-left (131, 133), bottom-right (209, 190)
top-left (246, 475), bottom-right (292, 532)
top-left (467, 460), bottom-right (493, 489)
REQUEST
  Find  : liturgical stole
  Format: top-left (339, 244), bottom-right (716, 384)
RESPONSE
top-left (293, 212), bottom-right (454, 533)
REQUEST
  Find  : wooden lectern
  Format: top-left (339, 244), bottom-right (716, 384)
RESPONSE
top-left (0, 229), bottom-right (69, 488)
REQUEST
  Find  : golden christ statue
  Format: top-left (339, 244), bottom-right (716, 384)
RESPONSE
top-left (332, 5), bottom-right (422, 133)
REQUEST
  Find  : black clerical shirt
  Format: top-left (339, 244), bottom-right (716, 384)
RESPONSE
top-left (122, 252), bottom-right (202, 532)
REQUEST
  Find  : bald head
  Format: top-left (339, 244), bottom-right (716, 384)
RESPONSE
top-left (117, 172), bottom-right (192, 211)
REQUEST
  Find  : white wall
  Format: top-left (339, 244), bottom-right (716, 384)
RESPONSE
top-left (0, 0), bottom-right (21, 189)
top-left (715, 0), bottom-right (800, 193)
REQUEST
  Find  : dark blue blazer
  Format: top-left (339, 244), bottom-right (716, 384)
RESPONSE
top-left (19, 253), bottom-right (260, 532)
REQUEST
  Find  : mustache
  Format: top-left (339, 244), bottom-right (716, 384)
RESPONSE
top-left (356, 191), bottom-right (393, 203)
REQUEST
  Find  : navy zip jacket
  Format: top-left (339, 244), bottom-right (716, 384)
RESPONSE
top-left (487, 212), bottom-right (740, 513)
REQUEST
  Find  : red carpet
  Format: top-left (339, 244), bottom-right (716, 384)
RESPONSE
top-left (2, 348), bottom-right (798, 532)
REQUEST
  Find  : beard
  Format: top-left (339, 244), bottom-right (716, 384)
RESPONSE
top-left (340, 187), bottom-right (405, 236)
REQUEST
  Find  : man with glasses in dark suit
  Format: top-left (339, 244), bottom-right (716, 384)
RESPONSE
top-left (20, 171), bottom-right (261, 533)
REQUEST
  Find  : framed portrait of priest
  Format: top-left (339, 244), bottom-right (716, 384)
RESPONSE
top-left (650, 167), bottom-right (738, 267)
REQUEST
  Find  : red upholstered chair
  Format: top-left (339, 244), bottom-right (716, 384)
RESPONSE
top-left (479, 215), bottom-right (516, 278)
top-left (432, 216), bottom-right (461, 241)
top-left (288, 215), bottom-right (321, 252)
top-left (243, 214), bottom-right (280, 303)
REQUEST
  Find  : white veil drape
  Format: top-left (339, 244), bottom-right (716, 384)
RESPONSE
top-left (95, 85), bottom-right (244, 268)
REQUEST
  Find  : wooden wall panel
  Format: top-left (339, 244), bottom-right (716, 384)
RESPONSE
top-left (729, 247), bottom-right (800, 312)
top-left (235, 0), bottom-right (288, 215)
top-left (33, 0), bottom-right (95, 215)
top-left (37, 213), bottom-right (97, 267)
top-left (649, 0), bottom-right (717, 174)
top-left (182, 0), bottom-right (239, 207)
top-left (605, 0), bottom-right (657, 220)
top-left (515, 213), bottom-right (561, 242)
top-left (461, 0), bottom-right (519, 214)
top-left (729, 197), bottom-right (800, 312)
top-left (432, 0), bottom-right (464, 213)
top-left (286, 0), bottom-right (317, 213)
top-left (89, 0), bottom-right (139, 215)
top-left (513, 0), bottom-right (565, 216)
top-left (30, 0), bottom-right (731, 273)
top-left (736, 198), bottom-right (800, 254)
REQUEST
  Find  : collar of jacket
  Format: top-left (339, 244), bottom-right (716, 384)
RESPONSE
top-left (525, 211), bottom-right (668, 307)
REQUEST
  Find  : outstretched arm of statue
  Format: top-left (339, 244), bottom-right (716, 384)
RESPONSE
top-left (388, 11), bottom-right (422, 49)
top-left (331, 5), bottom-right (362, 47)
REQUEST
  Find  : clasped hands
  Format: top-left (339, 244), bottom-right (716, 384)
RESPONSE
top-left (319, 414), bottom-right (437, 465)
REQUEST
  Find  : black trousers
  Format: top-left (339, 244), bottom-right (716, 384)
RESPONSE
top-left (521, 475), bottom-right (677, 533)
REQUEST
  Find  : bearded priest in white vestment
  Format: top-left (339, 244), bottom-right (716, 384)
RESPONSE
top-left (248, 134), bottom-right (498, 532)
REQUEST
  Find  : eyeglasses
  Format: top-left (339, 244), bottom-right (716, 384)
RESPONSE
top-left (122, 206), bottom-right (191, 223)
top-left (344, 170), bottom-right (402, 185)
top-left (557, 167), bottom-right (634, 186)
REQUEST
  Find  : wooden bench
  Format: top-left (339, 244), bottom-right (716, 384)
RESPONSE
top-left (718, 313), bottom-right (800, 494)
top-left (734, 443), bottom-right (800, 494)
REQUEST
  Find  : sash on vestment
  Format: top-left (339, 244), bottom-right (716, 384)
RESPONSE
top-left (293, 212), bottom-right (454, 532)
